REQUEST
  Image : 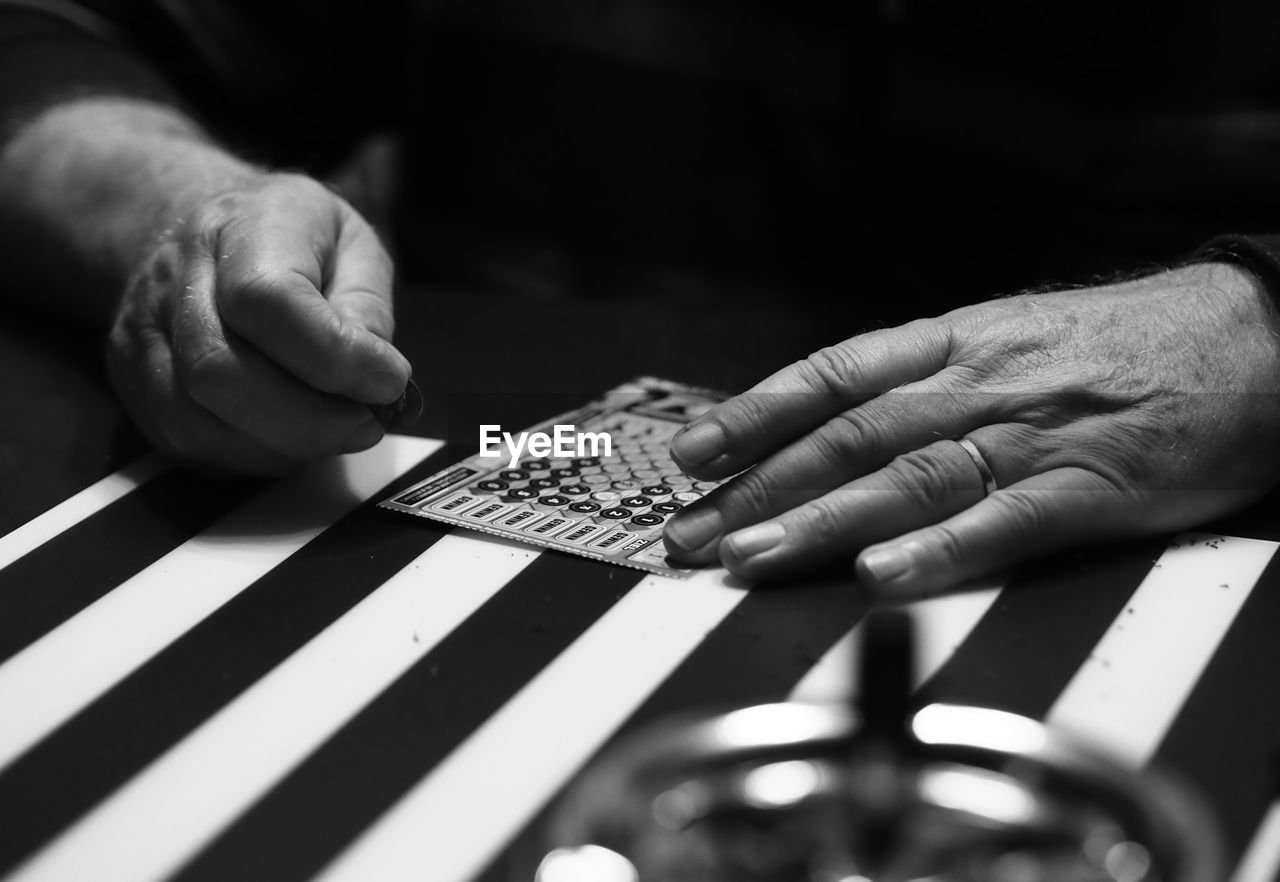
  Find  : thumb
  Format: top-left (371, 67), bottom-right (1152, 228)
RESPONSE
top-left (327, 201), bottom-right (398, 346)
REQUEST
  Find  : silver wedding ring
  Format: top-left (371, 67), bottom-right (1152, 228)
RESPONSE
top-left (958, 438), bottom-right (998, 497)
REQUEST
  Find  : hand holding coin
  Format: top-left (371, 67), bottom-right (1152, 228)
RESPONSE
top-left (106, 172), bottom-right (412, 475)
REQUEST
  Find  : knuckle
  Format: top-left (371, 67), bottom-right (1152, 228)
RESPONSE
top-left (181, 342), bottom-right (234, 406)
top-left (1070, 427), bottom-right (1155, 486)
top-left (720, 468), bottom-right (776, 520)
top-left (727, 395), bottom-right (775, 440)
top-left (923, 520), bottom-right (968, 566)
top-left (800, 345), bottom-right (864, 396)
top-left (189, 195), bottom-right (242, 249)
top-left (885, 446), bottom-right (966, 507)
top-left (190, 202), bottom-right (225, 239)
top-left (221, 267), bottom-right (294, 315)
top-left (988, 487), bottom-right (1054, 533)
top-left (797, 496), bottom-right (849, 546)
top-left (331, 312), bottom-right (366, 350)
top-left (818, 409), bottom-right (883, 468)
top-left (122, 244), bottom-right (186, 316)
top-left (140, 245), bottom-right (183, 289)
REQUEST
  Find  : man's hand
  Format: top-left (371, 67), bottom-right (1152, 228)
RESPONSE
top-left (106, 172), bottom-right (410, 475)
top-left (664, 263), bottom-right (1280, 594)
top-left (0, 98), bottom-right (413, 476)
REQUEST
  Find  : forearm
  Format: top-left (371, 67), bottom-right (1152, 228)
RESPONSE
top-left (0, 97), bottom-right (261, 324)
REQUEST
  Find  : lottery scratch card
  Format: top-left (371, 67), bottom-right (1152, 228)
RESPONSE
top-left (379, 377), bottom-right (727, 577)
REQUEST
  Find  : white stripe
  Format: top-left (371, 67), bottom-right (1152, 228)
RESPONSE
top-left (1047, 532), bottom-right (1277, 766)
top-left (8, 532), bottom-right (535, 882)
top-left (0, 435), bottom-right (440, 773)
top-left (0, 453), bottom-right (167, 571)
top-left (1232, 802), bottom-right (1280, 882)
top-left (788, 583), bottom-right (1002, 703)
top-left (314, 568), bottom-right (745, 882)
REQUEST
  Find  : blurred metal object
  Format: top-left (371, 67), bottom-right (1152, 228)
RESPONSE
top-left (530, 700), bottom-right (1224, 882)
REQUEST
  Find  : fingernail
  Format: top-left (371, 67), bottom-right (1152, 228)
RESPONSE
top-left (664, 506), bottom-right (723, 554)
top-left (363, 369), bottom-right (407, 404)
top-left (725, 522), bottom-right (785, 560)
top-left (860, 543), bottom-right (914, 583)
top-left (671, 421), bottom-right (725, 468)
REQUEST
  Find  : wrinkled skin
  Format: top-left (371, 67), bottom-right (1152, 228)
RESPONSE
top-left (664, 263), bottom-right (1280, 595)
top-left (106, 173), bottom-right (411, 475)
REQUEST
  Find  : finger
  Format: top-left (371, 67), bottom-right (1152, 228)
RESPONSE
top-left (669, 319), bottom-right (952, 479)
top-left (156, 390), bottom-right (309, 478)
top-left (107, 309), bottom-right (304, 477)
top-left (214, 191), bottom-right (410, 404)
top-left (855, 467), bottom-right (1127, 597)
top-left (709, 438), bottom-right (990, 580)
top-left (178, 330), bottom-right (385, 459)
top-left (664, 377), bottom-right (998, 564)
top-left (325, 202), bottom-right (397, 343)
top-left (170, 246), bottom-right (386, 458)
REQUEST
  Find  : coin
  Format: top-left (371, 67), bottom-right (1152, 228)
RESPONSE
top-left (369, 377), bottom-right (424, 430)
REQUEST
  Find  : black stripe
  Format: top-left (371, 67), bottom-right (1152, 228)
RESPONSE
top-left (478, 574), bottom-right (868, 882)
top-left (915, 539), bottom-right (1166, 719)
top-left (0, 449), bottom-right (452, 875)
top-left (1152, 548), bottom-right (1280, 867)
top-left (166, 552), bottom-right (647, 882)
top-left (0, 469), bottom-right (262, 664)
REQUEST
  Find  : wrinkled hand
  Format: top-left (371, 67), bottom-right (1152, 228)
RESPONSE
top-left (106, 172), bottom-right (410, 475)
top-left (664, 263), bottom-right (1280, 593)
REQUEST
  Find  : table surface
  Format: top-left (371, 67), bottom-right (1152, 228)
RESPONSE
top-left (1, 285), bottom-right (1279, 882)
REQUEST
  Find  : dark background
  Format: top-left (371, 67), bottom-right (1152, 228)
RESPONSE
top-left (11, 0), bottom-right (1280, 525)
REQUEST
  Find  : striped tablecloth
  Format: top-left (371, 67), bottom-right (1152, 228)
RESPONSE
top-left (1, 435), bottom-right (1277, 882)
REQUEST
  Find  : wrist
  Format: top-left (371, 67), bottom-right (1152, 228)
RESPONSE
top-left (1189, 233), bottom-right (1280, 308)
top-left (124, 142), bottom-right (264, 271)
top-left (1170, 260), bottom-right (1280, 358)
top-left (48, 101), bottom-right (261, 269)
top-left (0, 97), bottom-right (262, 320)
